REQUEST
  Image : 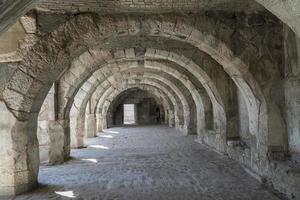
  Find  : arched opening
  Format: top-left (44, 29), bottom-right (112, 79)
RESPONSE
top-left (107, 89), bottom-right (165, 127)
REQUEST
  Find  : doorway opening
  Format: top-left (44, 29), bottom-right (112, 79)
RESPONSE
top-left (123, 104), bottom-right (136, 125)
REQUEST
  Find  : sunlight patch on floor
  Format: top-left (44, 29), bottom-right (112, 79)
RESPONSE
top-left (102, 130), bottom-right (120, 134)
top-left (55, 191), bottom-right (76, 198)
top-left (88, 144), bottom-right (110, 150)
top-left (99, 135), bottom-right (114, 138)
top-left (80, 158), bottom-right (98, 163)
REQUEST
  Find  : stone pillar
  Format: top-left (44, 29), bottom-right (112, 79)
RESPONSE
top-left (0, 102), bottom-right (39, 196)
top-left (62, 119), bottom-right (70, 160)
top-left (105, 111), bottom-right (113, 129)
top-left (174, 110), bottom-right (180, 130)
top-left (164, 109), bottom-right (168, 125)
top-left (85, 114), bottom-right (97, 138)
top-left (284, 26), bottom-right (300, 158)
top-left (48, 121), bottom-right (65, 164)
top-left (96, 114), bottom-right (100, 132)
top-left (38, 121), bottom-right (65, 165)
top-left (70, 114), bottom-right (85, 148)
top-left (38, 84), bottom-right (67, 164)
top-left (102, 117), bottom-right (108, 130)
top-left (96, 114), bottom-right (103, 133)
top-left (183, 105), bottom-right (190, 136)
top-left (168, 110), bottom-right (174, 127)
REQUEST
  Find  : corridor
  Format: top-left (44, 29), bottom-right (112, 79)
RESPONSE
top-left (14, 126), bottom-right (281, 200)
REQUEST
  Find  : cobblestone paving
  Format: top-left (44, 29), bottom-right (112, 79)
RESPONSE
top-left (13, 126), bottom-right (281, 200)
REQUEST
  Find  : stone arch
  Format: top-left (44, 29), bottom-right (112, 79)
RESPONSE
top-left (95, 85), bottom-right (173, 128)
top-left (104, 86), bottom-right (169, 127)
top-left (144, 60), bottom-right (223, 133)
top-left (145, 48), bottom-right (225, 132)
top-left (41, 13), bottom-right (273, 162)
top-left (66, 62), bottom-right (188, 147)
top-left (85, 85), bottom-right (173, 139)
top-left (59, 48), bottom-right (228, 154)
top-left (68, 60), bottom-right (212, 147)
top-left (94, 79), bottom-right (180, 132)
top-left (145, 15), bottom-right (264, 140)
top-left (95, 72), bottom-right (190, 133)
top-left (35, 13), bottom-right (265, 149)
top-left (90, 63), bottom-right (204, 135)
top-left (0, 13), bottom-right (278, 194)
top-left (70, 81), bottom-right (174, 148)
top-left (59, 48), bottom-right (221, 137)
top-left (95, 78), bottom-right (179, 133)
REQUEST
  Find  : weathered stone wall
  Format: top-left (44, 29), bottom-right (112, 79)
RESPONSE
top-left (0, 21), bottom-right (25, 59)
top-left (137, 98), bottom-right (161, 125)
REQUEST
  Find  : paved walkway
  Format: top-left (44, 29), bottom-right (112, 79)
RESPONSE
top-left (13, 125), bottom-right (281, 200)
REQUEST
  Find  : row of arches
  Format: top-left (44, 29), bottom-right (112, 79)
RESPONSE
top-left (0, 13), bottom-right (292, 197)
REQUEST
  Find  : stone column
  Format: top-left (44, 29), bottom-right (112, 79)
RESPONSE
top-left (62, 119), bottom-right (70, 160)
top-left (70, 113), bottom-right (85, 148)
top-left (284, 26), bottom-right (300, 159)
top-left (105, 111), bottom-right (113, 129)
top-left (48, 120), bottom-right (65, 164)
top-left (164, 109), bottom-right (168, 125)
top-left (38, 85), bottom-right (66, 164)
top-left (85, 113), bottom-right (97, 138)
top-left (168, 109), bottom-right (174, 127)
top-left (0, 102), bottom-right (39, 196)
top-left (96, 114), bottom-right (103, 133)
top-left (174, 110), bottom-right (180, 130)
top-left (102, 117), bottom-right (108, 130)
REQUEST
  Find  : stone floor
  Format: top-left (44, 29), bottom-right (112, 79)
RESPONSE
top-left (11, 125), bottom-right (281, 200)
